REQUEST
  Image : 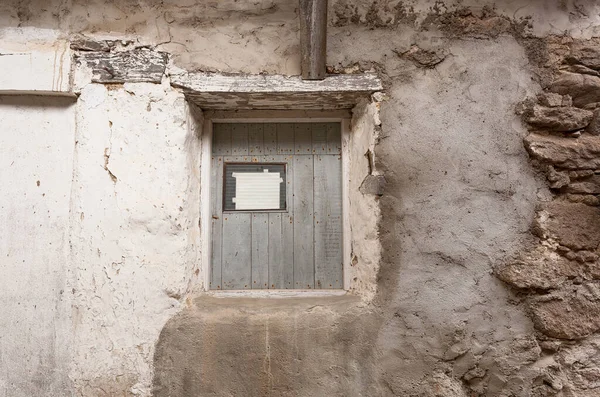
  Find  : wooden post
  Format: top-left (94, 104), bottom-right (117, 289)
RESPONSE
top-left (299, 0), bottom-right (328, 80)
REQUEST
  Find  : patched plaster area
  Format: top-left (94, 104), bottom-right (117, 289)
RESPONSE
top-left (68, 81), bottom-right (202, 395)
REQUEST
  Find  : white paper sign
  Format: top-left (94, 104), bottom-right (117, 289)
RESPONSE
top-left (232, 170), bottom-right (282, 210)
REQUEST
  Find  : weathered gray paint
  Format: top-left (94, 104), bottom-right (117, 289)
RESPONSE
top-left (211, 123), bottom-right (342, 290)
top-left (210, 155), bottom-right (223, 290)
top-left (171, 73), bottom-right (382, 109)
top-left (314, 154), bottom-right (343, 288)
top-left (221, 212), bottom-right (252, 290)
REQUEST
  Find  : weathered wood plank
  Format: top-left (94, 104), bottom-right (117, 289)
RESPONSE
top-left (327, 123), bottom-right (342, 154)
top-left (210, 156), bottom-right (224, 290)
top-left (314, 154), bottom-right (343, 289)
top-left (212, 123), bottom-right (232, 155)
top-left (294, 124), bottom-right (312, 154)
top-left (248, 123), bottom-right (264, 155)
top-left (268, 154), bottom-right (294, 289)
top-left (76, 49), bottom-right (168, 83)
top-left (172, 73), bottom-right (382, 93)
top-left (311, 123), bottom-right (328, 154)
top-left (293, 155), bottom-right (314, 289)
top-left (263, 124), bottom-right (277, 155)
top-left (221, 213), bottom-right (252, 290)
top-left (299, 0), bottom-right (328, 80)
top-left (231, 124), bottom-right (249, 155)
top-left (277, 124), bottom-right (295, 154)
top-left (252, 213), bottom-right (269, 289)
top-left (171, 73), bottom-right (383, 110)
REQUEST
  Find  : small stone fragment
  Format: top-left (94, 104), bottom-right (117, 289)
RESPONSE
top-left (526, 105), bottom-right (593, 131)
top-left (398, 45), bottom-right (446, 68)
top-left (537, 92), bottom-right (564, 108)
top-left (359, 175), bottom-right (386, 196)
top-left (547, 166), bottom-right (570, 189)
top-left (586, 109), bottom-right (600, 136)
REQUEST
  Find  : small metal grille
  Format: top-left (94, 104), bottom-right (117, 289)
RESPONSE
top-left (223, 163), bottom-right (287, 211)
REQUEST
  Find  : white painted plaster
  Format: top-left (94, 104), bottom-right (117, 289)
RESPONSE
top-left (68, 81), bottom-right (202, 395)
top-left (0, 95), bottom-right (76, 396)
top-left (347, 100), bottom-right (382, 301)
top-left (0, 28), bottom-right (72, 95)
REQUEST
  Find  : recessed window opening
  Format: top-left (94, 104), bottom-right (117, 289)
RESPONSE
top-left (209, 122), bottom-right (344, 291)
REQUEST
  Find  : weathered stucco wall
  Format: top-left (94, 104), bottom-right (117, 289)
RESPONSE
top-left (1, 1), bottom-right (600, 396)
top-left (68, 82), bottom-right (202, 395)
top-left (0, 96), bottom-right (75, 395)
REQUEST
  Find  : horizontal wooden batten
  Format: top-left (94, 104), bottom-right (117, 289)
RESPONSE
top-left (170, 73), bottom-right (382, 110)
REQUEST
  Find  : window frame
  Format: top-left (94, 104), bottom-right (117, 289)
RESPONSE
top-left (200, 110), bottom-right (352, 293)
top-left (222, 162), bottom-right (288, 213)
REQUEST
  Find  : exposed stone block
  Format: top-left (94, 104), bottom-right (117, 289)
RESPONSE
top-left (550, 72), bottom-right (600, 108)
top-left (565, 194), bottom-right (600, 206)
top-left (76, 49), bottom-right (168, 84)
top-left (529, 282), bottom-right (600, 339)
top-left (567, 42), bottom-right (600, 70)
top-left (538, 201), bottom-right (600, 251)
top-left (564, 175), bottom-right (600, 194)
top-left (524, 133), bottom-right (600, 170)
top-left (526, 105), bottom-right (593, 131)
top-left (496, 247), bottom-right (579, 290)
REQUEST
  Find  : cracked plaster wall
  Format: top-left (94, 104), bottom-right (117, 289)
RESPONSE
top-left (1, 1), bottom-right (600, 396)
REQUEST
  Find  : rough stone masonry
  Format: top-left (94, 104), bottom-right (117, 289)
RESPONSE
top-left (1, 1), bottom-right (600, 397)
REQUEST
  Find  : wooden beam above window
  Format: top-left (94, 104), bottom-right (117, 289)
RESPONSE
top-left (170, 73), bottom-right (382, 110)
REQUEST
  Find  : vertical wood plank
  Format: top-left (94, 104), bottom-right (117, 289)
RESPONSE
top-left (231, 123), bottom-right (249, 155)
top-left (314, 154), bottom-right (343, 289)
top-left (294, 123), bottom-right (312, 154)
top-left (268, 154), bottom-right (294, 289)
top-left (311, 123), bottom-right (328, 154)
top-left (210, 155), bottom-right (223, 289)
top-left (222, 213), bottom-right (252, 290)
top-left (277, 123), bottom-right (295, 154)
top-left (252, 213), bottom-right (269, 289)
top-left (327, 123), bottom-right (342, 154)
top-left (263, 124), bottom-right (277, 154)
top-left (248, 123), bottom-right (264, 156)
top-left (293, 155), bottom-right (314, 289)
top-left (212, 123), bottom-right (231, 155)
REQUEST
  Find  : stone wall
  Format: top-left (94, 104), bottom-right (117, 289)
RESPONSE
top-left (497, 37), bottom-right (600, 396)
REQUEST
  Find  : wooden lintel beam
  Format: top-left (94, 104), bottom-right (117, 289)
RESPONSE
top-left (299, 0), bottom-right (328, 80)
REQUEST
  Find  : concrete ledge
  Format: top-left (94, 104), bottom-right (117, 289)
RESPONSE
top-left (153, 294), bottom-right (378, 396)
top-left (170, 72), bottom-right (383, 110)
top-left (0, 43), bottom-right (73, 96)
